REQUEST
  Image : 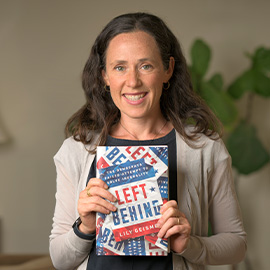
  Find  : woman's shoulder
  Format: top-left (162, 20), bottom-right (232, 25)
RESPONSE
top-left (177, 125), bottom-right (230, 159)
top-left (53, 135), bottom-right (98, 181)
top-left (56, 136), bottom-right (87, 155)
top-left (54, 134), bottom-right (98, 162)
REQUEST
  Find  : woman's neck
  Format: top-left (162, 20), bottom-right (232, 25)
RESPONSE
top-left (110, 116), bottom-right (173, 141)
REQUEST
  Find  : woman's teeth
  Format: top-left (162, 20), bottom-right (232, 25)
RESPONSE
top-left (125, 94), bottom-right (146, 101)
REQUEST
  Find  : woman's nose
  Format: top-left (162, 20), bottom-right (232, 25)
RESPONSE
top-left (126, 69), bottom-right (142, 88)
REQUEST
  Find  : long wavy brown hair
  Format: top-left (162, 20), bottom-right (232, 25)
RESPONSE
top-left (65, 12), bottom-right (222, 151)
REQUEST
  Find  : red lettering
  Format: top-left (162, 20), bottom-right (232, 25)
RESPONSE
top-left (115, 190), bottom-right (124, 205)
top-left (142, 152), bottom-right (151, 159)
top-left (131, 185), bottom-right (139, 201)
top-left (150, 158), bottom-right (157, 165)
top-left (139, 183), bottom-right (147, 198)
top-left (131, 147), bottom-right (145, 160)
top-left (123, 188), bottom-right (132, 203)
top-left (125, 147), bottom-right (132, 154)
top-left (117, 184), bottom-right (147, 203)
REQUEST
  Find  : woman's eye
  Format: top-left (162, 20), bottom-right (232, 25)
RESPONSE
top-left (115, 66), bottom-right (125, 71)
top-left (141, 65), bottom-right (152, 70)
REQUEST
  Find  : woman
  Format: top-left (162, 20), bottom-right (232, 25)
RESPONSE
top-left (50, 12), bottom-right (247, 270)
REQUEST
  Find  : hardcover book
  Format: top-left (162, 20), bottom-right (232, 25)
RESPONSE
top-left (96, 145), bottom-right (169, 256)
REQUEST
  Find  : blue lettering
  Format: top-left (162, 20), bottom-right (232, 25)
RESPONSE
top-left (143, 202), bottom-right (153, 218)
top-left (108, 233), bottom-right (114, 248)
top-left (115, 241), bottom-right (124, 251)
top-left (107, 147), bottom-right (120, 160)
top-left (128, 206), bottom-right (138, 222)
top-left (120, 208), bottom-right (129, 223)
top-left (152, 200), bottom-right (160, 215)
top-left (102, 228), bottom-right (110, 243)
top-left (137, 204), bottom-right (144, 219)
top-left (112, 211), bottom-right (120, 225)
top-left (113, 153), bottom-right (126, 165)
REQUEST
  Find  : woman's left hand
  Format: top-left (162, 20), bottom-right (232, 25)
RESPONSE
top-left (156, 200), bottom-right (191, 253)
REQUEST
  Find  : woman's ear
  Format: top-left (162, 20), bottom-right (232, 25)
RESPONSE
top-left (102, 70), bottom-right (110, 86)
top-left (165, 57), bottom-right (175, 82)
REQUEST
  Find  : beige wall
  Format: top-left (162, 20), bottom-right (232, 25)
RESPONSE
top-left (0, 0), bottom-right (269, 269)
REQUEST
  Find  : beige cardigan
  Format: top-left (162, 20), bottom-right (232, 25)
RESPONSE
top-left (49, 130), bottom-right (247, 270)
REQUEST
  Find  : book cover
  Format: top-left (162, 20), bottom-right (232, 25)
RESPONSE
top-left (96, 145), bottom-right (169, 256)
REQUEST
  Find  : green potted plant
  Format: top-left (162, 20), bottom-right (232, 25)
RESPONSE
top-left (189, 39), bottom-right (270, 175)
top-left (189, 39), bottom-right (270, 270)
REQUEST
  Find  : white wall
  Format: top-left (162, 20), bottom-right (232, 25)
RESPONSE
top-left (0, 1), bottom-right (269, 269)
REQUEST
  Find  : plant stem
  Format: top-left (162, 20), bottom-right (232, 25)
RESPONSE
top-left (245, 92), bottom-right (254, 123)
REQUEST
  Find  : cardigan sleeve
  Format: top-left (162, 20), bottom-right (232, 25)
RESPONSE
top-left (179, 137), bottom-right (247, 265)
top-left (49, 138), bottom-right (95, 270)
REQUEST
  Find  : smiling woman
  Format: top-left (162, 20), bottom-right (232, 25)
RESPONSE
top-left (50, 12), bottom-right (247, 270)
top-left (102, 31), bottom-right (174, 138)
top-left (64, 12), bottom-right (221, 148)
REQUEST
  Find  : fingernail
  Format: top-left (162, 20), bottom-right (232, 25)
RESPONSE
top-left (104, 183), bottom-right (109, 189)
top-left (156, 222), bottom-right (161, 228)
top-left (112, 206), bottom-right (117, 211)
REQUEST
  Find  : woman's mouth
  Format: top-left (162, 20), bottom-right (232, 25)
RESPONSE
top-left (124, 93), bottom-right (146, 101)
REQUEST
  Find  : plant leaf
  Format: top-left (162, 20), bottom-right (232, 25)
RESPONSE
top-left (253, 69), bottom-right (270, 97)
top-left (200, 82), bottom-right (238, 128)
top-left (227, 121), bottom-right (270, 174)
top-left (228, 69), bottom-right (270, 98)
top-left (208, 73), bottom-right (223, 90)
top-left (191, 39), bottom-right (211, 79)
top-left (227, 70), bottom-right (254, 99)
top-left (253, 47), bottom-right (270, 72)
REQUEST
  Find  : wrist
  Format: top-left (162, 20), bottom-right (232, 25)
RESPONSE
top-left (78, 223), bottom-right (95, 235)
top-left (170, 234), bottom-right (190, 254)
top-left (72, 217), bottom-right (96, 240)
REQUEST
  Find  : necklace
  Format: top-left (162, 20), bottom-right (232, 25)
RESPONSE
top-left (119, 120), bottom-right (167, 141)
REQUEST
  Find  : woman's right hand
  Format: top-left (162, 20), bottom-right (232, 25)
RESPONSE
top-left (77, 178), bottom-right (117, 234)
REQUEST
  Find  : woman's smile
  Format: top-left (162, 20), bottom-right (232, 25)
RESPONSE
top-left (123, 92), bottom-right (148, 103)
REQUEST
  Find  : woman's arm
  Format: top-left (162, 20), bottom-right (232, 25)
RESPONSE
top-left (180, 140), bottom-right (247, 265)
top-left (49, 139), bottom-right (117, 270)
top-left (49, 139), bottom-right (94, 270)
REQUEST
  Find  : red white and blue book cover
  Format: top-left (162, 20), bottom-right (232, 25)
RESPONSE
top-left (96, 146), bottom-right (169, 256)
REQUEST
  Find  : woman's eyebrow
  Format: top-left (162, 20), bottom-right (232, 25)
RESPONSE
top-left (109, 58), bottom-right (155, 66)
top-left (108, 60), bottom-right (127, 66)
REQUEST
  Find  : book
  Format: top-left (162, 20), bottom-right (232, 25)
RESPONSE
top-left (96, 145), bottom-right (169, 256)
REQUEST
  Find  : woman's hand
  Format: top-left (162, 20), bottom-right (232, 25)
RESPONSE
top-left (156, 200), bottom-right (191, 253)
top-left (77, 178), bottom-right (117, 234)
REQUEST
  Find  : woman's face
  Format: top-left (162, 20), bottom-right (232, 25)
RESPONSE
top-left (102, 31), bottom-right (174, 121)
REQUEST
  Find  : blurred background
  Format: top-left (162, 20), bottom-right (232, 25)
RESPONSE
top-left (0, 0), bottom-right (269, 269)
